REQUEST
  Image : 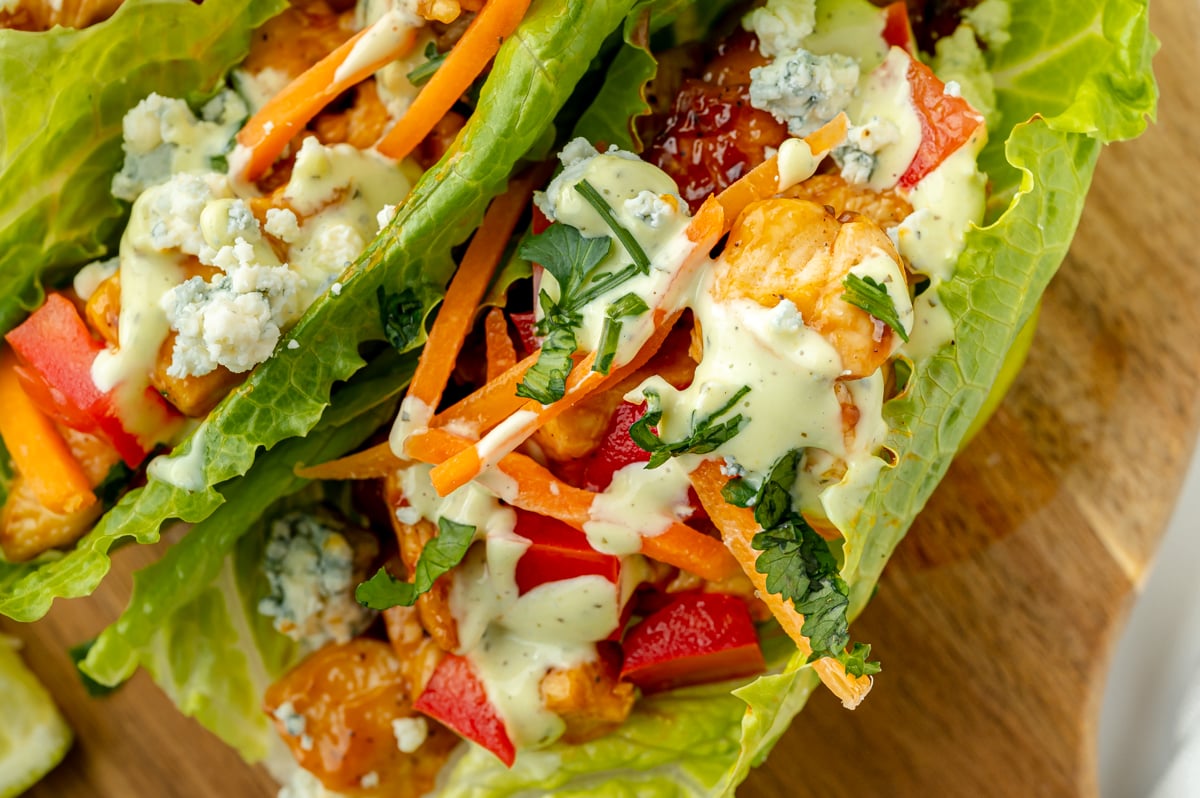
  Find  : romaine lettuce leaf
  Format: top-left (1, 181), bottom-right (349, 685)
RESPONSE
top-left (440, 0), bottom-right (1158, 795)
top-left (0, 0), bottom-right (286, 334)
top-left (0, 0), bottom-right (644, 623)
top-left (80, 354), bottom-right (415, 690)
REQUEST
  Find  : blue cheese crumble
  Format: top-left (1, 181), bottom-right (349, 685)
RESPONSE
top-left (742, 0), bottom-right (817, 58)
top-left (257, 513), bottom-right (376, 650)
top-left (112, 90), bottom-right (246, 202)
top-left (748, 49), bottom-right (860, 137)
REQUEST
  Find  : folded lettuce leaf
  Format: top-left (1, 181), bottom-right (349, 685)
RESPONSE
top-left (0, 0), bottom-right (645, 622)
top-left (0, 0), bottom-right (286, 334)
top-left (428, 0), bottom-right (1161, 794)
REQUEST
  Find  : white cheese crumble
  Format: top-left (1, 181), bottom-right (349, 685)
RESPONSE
top-left (834, 117), bottom-right (900, 185)
top-left (742, 0), bottom-right (817, 58)
top-left (112, 90), bottom-right (246, 202)
top-left (624, 190), bottom-right (674, 229)
top-left (265, 208), bottom-right (302, 243)
top-left (359, 772), bottom-right (380, 789)
top-left (257, 513), bottom-right (376, 650)
top-left (392, 716), bottom-right (429, 753)
top-left (963, 0), bottom-right (1012, 50)
top-left (161, 235), bottom-right (302, 377)
top-left (141, 172), bottom-right (234, 255)
top-left (73, 257), bottom-right (118, 301)
top-left (287, 339), bottom-right (300, 350)
top-left (272, 701), bottom-right (307, 737)
top-left (748, 49), bottom-right (860, 137)
top-left (376, 204), bottom-right (397, 231)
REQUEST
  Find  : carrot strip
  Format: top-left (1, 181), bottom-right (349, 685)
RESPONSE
top-left (234, 14), bottom-right (418, 182)
top-left (689, 459), bottom-right (871, 709)
top-left (376, 0), bottom-right (532, 161)
top-left (0, 351), bottom-right (96, 515)
top-left (484, 308), bottom-right (517, 382)
top-left (294, 441), bottom-right (403, 480)
top-left (429, 350), bottom-right (539, 436)
top-left (714, 113), bottom-right (848, 224)
top-left (426, 311), bottom-right (683, 496)
top-left (408, 428), bottom-right (740, 582)
top-left (393, 169), bottom-right (541, 442)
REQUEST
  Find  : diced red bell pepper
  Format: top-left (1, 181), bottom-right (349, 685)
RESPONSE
top-left (620, 592), bottom-right (765, 694)
top-left (414, 654), bottom-right (516, 767)
top-left (898, 53), bottom-right (985, 189)
top-left (881, 2), bottom-right (916, 54)
top-left (513, 507), bottom-right (620, 594)
top-left (509, 311), bottom-right (540, 357)
top-left (579, 402), bottom-right (651, 492)
top-left (5, 293), bottom-right (178, 468)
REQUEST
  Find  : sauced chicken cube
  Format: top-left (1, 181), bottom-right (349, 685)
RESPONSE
top-left (540, 652), bottom-right (636, 744)
top-left (783, 173), bottom-right (913, 230)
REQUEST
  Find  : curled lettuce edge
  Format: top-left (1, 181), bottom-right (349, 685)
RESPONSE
top-left (0, 0), bottom-right (646, 622)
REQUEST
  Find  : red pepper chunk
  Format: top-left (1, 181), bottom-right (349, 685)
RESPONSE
top-left (414, 654), bottom-right (516, 767)
top-left (5, 293), bottom-right (176, 468)
top-left (620, 592), bottom-right (765, 694)
top-left (898, 54), bottom-right (984, 189)
top-left (579, 401), bottom-right (650, 492)
top-left (881, 2), bottom-right (916, 54)
top-left (513, 508), bottom-right (620, 595)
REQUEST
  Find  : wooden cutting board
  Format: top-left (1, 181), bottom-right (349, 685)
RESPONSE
top-left (2, 5), bottom-right (1191, 796)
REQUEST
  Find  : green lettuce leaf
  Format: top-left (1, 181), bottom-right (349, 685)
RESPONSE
top-left (0, 0), bottom-right (285, 334)
top-left (437, 0), bottom-right (1158, 795)
top-left (80, 354), bottom-right (415, 690)
top-left (0, 0), bottom-right (644, 623)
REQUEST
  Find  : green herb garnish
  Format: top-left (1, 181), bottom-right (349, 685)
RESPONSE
top-left (355, 518), bottom-right (476, 610)
top-left (630, 385), bottom-right (749, 468)
top-left (406, 42), bottom-right (448, 87)
top-left (593, 292), bottom-right (649, 375)
top-left (842, 273), bottom-right (909, 342)
top-left (574, 179), bottom-right (651, 273)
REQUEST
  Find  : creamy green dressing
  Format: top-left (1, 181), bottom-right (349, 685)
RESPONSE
top-left (333, 8), bottom-right (419, 84)
top-left (584, 459), bottom-right (692, 555)
top-left (845, 47), bottom-right (922, 191)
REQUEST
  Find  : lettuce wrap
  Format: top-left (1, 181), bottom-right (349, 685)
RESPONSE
top-left (0, 0), bottom-right (651, 621)
top-left (13, 0), bottom-right (1161, 794)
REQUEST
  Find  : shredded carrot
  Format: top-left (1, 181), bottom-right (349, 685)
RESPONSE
top-left (714, 113), bottom-right (848, 224)
top-left (429, 350), bottom-right (539, 436)
top-left (425, 311), bottom-right (684, 496)
top-left (689, 459), bottom-right (872, 709)
top-left (294, 441), bottom-right (403, 480)
top-left (376, 0), bottom-right (533, 161)
top-left (0, 351), bottom-right (96, 516)
top-left (484, 308), bottom-right (517, 382)
top-left (407, 428), bottom-right (740, 582)
top-left (399, 169), bottom-right (541, 435)
top-left (234, 16), bottom-right (418, 182)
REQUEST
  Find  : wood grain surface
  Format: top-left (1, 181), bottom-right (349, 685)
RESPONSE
top-left (1, 4), bottom-right (1191, 797)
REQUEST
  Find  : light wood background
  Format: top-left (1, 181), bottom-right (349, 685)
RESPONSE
top-left (2, 3), bottom-right (1192, 796)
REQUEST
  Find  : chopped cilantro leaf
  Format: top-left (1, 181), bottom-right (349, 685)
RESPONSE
top-left (753, 449), bottom-right (802, 530)
top-left (378, 284), bottom-right (437, 353)
top-left (837, 642), bottom-right (882, 678)
top-left (515, 324), bottom-right (575, 404)
top-left (842, 273), bottom-right (909, 342)
top-left (518, 220), bottom-right (612, 297)
top-left (630, 385), bottom-right (749, 468)
top-left (593, 293), bottom-right (649, 375)
top-left (406, 42), bottom-right (448, 87)
top-left (356, 518), bottom-right (476, 610)
top-left (574, 179), bottom-right (650, 273)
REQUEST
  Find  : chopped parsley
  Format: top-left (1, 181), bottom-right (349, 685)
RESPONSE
top-left (574, 179), bottom-right (650, 273)
top-left (630, 385), bottom-right (750, 468)
top-left (355, 518), bottom-right (476, 610)
top-left (731, 449), bottom-right (880, 671)
top-left (841, 273), bottom-right (909, 342)
top-left (406, 42), bottom-right (448, 87)
top-left (515, 218), bottom-right (648, 403)
top-left (378, 284), bottom-right (436, 353)
top-left (593, 293), bottom-right (649, 375)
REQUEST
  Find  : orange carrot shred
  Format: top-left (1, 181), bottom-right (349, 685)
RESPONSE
top-left (294, 441), bottom-right (404, 481)
top-left (376, 0), bottom-right (533, 161)
top-left (484, 308), bottom-right (517, 382)
top-left (234, 17), bottom-right (418, 182)
top-left (689, 459), bottom-right (872, 709)
top-left (399, 169), bottom-right (541, 433)
top-left (0, 351), bottom-right (96, 516)
top-left (407, 428), bottom-right (740, 582)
